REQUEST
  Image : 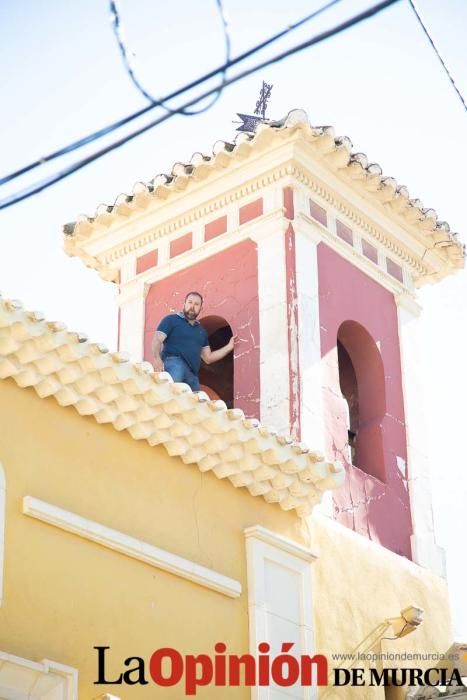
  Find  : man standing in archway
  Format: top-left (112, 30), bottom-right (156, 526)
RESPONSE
top-left (152, 291), bottom-right (235, 392)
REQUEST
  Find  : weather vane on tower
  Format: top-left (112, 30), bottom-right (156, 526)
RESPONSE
top-left (235, 81), bottom-right (274, 132)
top-left (254, 81), bottom-right (273, 119)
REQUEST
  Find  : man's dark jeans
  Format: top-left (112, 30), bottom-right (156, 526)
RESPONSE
top-left (163, 355), bottom-right (200, 392)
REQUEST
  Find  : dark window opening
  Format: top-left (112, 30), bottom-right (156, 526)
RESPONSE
top-left (337, 340), bottom-right (359, 465)
top-left (199, 315), bottom-right (234, 408)
top-left (337, 321), bottom-right (386, 481)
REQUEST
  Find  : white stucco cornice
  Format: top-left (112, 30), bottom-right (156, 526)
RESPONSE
top-left (23, 496), bottom-right (242, 597)
top-left (63, 110), bottom-right (464, 287)
top-left (0, 295), bottom-right (344, 517)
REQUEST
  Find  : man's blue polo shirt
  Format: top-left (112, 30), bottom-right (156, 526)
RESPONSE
top-left (157, 312), bottom-right (209, 373)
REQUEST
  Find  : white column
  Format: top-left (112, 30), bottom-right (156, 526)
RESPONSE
top-left (397, 294), bottom-right (446, 577)
top-left (116, 279), bottom-right (146, 363)
top-left (294, 220), bottom-right (331, 516)
top-left (294, 224), bottom-right (325, 453)
top-left (252, 223), bottom-right (290, 435)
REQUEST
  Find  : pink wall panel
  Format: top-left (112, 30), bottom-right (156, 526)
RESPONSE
top-left (239, 198), bottom-right (263, 225)
top-left (170, 233), bottom-right (193, 258)
top-left (284, 188), bottom-right (300, 438)
top-left (204, 215), bottom-right (227, 242)
top-left (309, 199), bottom-right (327, 226)
top-left (136, 249), bottom-right (158, 274)
top-left (318, 243), bottom-right (412, 558)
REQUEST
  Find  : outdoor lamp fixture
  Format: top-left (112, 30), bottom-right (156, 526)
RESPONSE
top-left (385, 605), bottom-right (425, 639)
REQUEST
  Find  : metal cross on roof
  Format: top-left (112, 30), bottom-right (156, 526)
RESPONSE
top-left (235, 81), bottom-right (274, 133)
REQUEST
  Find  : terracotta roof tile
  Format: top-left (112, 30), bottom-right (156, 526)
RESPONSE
top-left (0, 294), bottom-right (344, 516)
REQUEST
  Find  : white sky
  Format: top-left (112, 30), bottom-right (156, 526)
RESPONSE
top-left (0, 0), bottom-right (466, 639)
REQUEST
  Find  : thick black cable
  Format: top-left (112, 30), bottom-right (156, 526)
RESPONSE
top-left (109, 0), bottom-right (231, 115)
top-left (0, 0), bottom-right (401, 211)
top-left (0, 0), bottom-right (343, 186)
top-left (407, 0), bottom-right (466, 111)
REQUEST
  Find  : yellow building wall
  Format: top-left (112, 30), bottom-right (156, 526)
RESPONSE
top-left (0, 377), bottom-right (302, 699)
top-left (309, 514), bottom-right (453, 699)
top-left (0, 377), bottom-right (454, 699)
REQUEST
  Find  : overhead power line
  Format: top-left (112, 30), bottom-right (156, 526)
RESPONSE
top-left (109, 0), bottom-right (231, 115)
top-left (407, 0), bottom-right (466, 111)
top-left (0, 0), bottom-right (343, 187)
top-left (0, 0), bottom-right (401, 211)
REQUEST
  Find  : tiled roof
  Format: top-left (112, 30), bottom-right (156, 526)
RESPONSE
top-left (0, 294), bottom-right (344, 516)
top-left (63, 109), bottom-right (464, 270)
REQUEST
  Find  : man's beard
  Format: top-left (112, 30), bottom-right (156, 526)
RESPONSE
top-left (184, 309), bottom-right (198, 320)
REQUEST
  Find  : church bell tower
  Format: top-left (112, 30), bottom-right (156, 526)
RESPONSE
top-left (64, 109), bottom-right (464, 572)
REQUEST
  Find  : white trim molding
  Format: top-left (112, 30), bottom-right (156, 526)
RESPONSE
top-left (23, 496), bottom-right (241, 598)
top-left (244, 525), bottom-right (318, 562)
top-left (244, 525), bottom-right (318, 699)
top-left (0, 463), bottom-right (5, 607)
top-left (0, 651), bottom-right (78, 700)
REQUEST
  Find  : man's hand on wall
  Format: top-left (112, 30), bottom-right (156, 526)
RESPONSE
top-left (153, 357), bottom-right (164, 372)
top-left (228, 335), bottom-right (237, 353)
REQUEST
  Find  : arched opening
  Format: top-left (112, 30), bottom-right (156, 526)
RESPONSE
top-left (199, 316), bottom-right (234, 408)
top-left (337, 321), bottom-right (386, 481)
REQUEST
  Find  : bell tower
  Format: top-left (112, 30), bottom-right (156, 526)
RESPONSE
top-left (64, 110), bottom-right (464, 572)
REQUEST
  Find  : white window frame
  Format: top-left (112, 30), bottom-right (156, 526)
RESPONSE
top-left (244, 525), bottom-right (319, 700)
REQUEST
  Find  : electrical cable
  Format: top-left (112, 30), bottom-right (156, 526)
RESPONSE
top-left (0, 0), bottom-right (343, 187)
top-left (407, 0), bottom-right (466, 111)
top-left (109, 0), bottom-right (231, 115)
top-left (0, 0), bottom-right (401, 211)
